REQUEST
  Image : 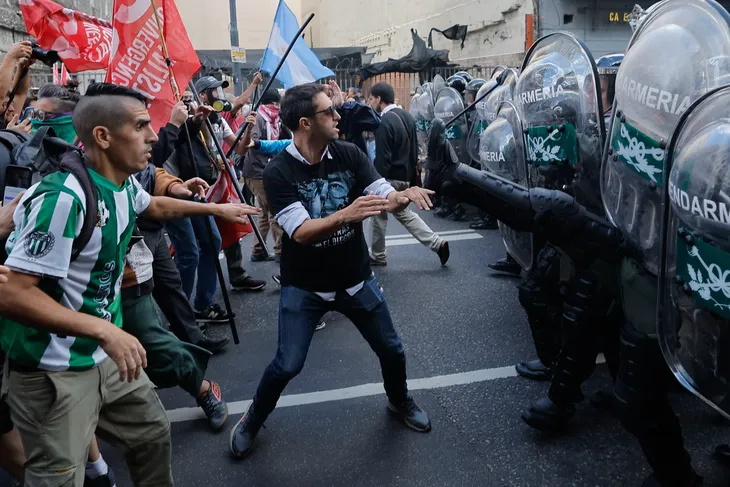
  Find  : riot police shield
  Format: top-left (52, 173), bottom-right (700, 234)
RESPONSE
top-left (412, 91), bottom-right (435, 160)
top-left (658, 84), bottom-right (730, 419)
top-left (601, 0), bottom-right (730, 275)
top-left (480, 101), bottom-right (534, 270)
top-left (467, 68), bottom-right (520, 162)
top-left (515, 32), bottom-right (606, 215)
top-left (433, 74), bottom-right (447, 100)
top-left (434, 86), bottom-right (469, 163)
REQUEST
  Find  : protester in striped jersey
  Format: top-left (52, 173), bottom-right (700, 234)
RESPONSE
top-left (0, 83), bottom-right (260, 487)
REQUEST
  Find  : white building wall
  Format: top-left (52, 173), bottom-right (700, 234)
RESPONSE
top-left (302, 0), bottom-right (535, 67)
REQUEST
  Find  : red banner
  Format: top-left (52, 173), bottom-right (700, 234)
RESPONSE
top-left (20, 0), bottom-right (112, 73)
top-left (207, 163), bottom-right (254, 249)
top-left (106, 0), bottom-right (200, 132)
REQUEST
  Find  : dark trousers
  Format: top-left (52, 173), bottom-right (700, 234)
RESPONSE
top-left (140, 227), bottom-right (204, 345)
top-left (251, 274), bottom-right (408, 419)
top-left (122, 293), bottom-right (210, 398)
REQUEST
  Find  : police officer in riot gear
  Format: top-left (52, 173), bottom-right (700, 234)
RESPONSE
top-left (600, 1), bottom-right (730, 484)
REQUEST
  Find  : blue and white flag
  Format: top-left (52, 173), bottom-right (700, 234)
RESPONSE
top-left (260, 0), bottom-right (334, 88)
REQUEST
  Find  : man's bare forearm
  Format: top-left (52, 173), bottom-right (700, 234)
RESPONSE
top-left (291, 211), bottom-right (347, 245)
top-left (143, 196), bottom-right (223, 220)
top-left (0, 273), bottom-right (114, 342)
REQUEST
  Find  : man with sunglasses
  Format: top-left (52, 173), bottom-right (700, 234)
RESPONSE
top-left (230, 83), bottom-right (435, 459)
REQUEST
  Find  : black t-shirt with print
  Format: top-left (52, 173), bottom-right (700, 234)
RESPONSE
top-left (263, 140), bottom-right (382, 292)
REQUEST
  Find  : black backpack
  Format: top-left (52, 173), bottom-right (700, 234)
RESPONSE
top-left (0, 127), bottom-right (97, 262)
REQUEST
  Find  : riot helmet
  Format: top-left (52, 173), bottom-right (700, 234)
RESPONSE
top-left (465, 78), bottom-right (487, 104)
top-left (446, 75), bottom-right (468, 94)
top-left (596, 53), bottom-right (624, 116)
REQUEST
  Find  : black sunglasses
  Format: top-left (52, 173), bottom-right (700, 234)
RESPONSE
top-left (308, 105), bottom-right (337, 118)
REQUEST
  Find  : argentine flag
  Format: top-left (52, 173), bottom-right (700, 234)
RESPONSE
top-left (260, 0), bottom-right (335, 88)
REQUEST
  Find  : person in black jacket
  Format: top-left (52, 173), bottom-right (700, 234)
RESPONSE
top-left (367, 82), bottom-right (449, 266)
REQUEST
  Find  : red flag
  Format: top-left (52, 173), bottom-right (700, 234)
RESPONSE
top-left (19, 0), bottom-right (112, 73)
top-left (60, 64), bottom-right (68, 85)
top-left (106, 0), bottom-right (200, 132)
top-left (206, 163), bottom-right (254, 249)
top-left (52, 62), bottom-right (59, 84)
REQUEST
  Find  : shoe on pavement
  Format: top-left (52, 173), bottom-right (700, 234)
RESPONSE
top-left (84, 469), bottom-right (117, 487)
top-left (197, 334), bottom-right (230, 355)
top-left (521, 397), bottom-right (575, 432)
top-left (197, 381), bottom-right (228, 431)
top-left (370, 256), bottom-right (387, 266)
top-left (515, 359), bottom-right (552, 381)
top-left (387, 396), bottom-right (432, 432)
top-left (195, 303), bottom-right (232, 323)
top-left (230, 404), bottom-right (265, 458)
top-left (231, 276), bottom-right (266, 291)
top-left (488, 257), bottom-right (522, 275)
top-left (437, 241), bottom-right (450, 266)
top-left (250, 253), bottom-right (275, 262)
top-left (469, 218), bottom-right (498, 230)
top-left (273, 274), bottom-right (281, 285)
top-left (316, 320), bottom-right (326, 331)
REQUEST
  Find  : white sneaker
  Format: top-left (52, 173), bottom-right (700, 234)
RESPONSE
top-left (316, 321), bottom-right (326, 331)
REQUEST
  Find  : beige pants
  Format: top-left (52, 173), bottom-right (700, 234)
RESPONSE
top-left (370, 180), bottom-right (444, 263)
top-left (7, 358), bottom-right (173, 487)
top-left (246, 178), bottom-right (283, 257)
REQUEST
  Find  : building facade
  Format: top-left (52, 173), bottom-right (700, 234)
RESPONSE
top-left (301, 0), bottom-right (534, 68)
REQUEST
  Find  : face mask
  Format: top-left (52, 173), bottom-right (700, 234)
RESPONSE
top-left (31, 115), bottom-right (76, 144)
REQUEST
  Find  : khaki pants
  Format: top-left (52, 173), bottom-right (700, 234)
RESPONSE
top-left (7, 358), bottom-right (173, 487)
top-left (370, 180), bottom-right (444, 263)
top-left (246, 178), bottom-right (283, 257)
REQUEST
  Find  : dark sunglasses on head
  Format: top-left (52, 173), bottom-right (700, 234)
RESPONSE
top-left (308, 105), bottom-right (337, 118)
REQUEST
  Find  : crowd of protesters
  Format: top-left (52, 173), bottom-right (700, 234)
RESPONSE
top-left (0, 39), bottom-right (458, 487)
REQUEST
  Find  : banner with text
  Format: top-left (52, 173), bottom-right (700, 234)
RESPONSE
top-left (106, 0), bottom-right (200, 131)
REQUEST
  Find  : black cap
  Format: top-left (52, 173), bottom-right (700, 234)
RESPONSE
top-left (194, 76), bottom-right (229, 93)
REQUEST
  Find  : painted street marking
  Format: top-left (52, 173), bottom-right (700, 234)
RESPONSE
top-left (165, 355), bottom-right (605, 423)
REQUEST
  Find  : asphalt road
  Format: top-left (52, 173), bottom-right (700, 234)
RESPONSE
top-left (3, 206), bottom-right (730, 487)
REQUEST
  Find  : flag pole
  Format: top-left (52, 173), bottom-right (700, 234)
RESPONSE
top-left (223, 12), bottom-right (316, 160)
top-left (149, 0), bottom-right (241, 344)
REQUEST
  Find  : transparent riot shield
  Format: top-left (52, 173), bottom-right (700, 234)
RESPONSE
top-left (432, 75), bottom-right (447, 101)
top-left (479, 101), bottom-right (534, 270)
top-left (515, 32), bottom-right (606, 215)
top-left (434, 87), bottom-right (468, 163)
top-left (467, 68), bottom-right (520, 162)
top-left (659, 84), bottom-right (730, 419)
top-left (601, 0), bottom-right (730, 275)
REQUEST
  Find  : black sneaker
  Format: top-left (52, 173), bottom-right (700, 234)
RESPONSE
top-left (387, 396), bottom-right (432, 432)
top-left (196, 381), bottom-right (228, 431)
top-left (230, 404), bottom-right (265, 458)
top-left (194, 303), bottom-right (231, 323)
top-left (272, 274), bottom-right (281, 285)
top-left (230, 276), bottom-right (266, 291)
top-left (84, 469), bottom-right (117, 487)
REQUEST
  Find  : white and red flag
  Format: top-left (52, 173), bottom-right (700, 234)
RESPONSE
top-left (19, 0), bottom-right (112, 73)
top-left (106, 0), bottom-right (201, 131)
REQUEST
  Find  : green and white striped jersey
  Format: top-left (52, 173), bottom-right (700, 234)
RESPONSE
top-left (0, 169), bottom-right (151, 371)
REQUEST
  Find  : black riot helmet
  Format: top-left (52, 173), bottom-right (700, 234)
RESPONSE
top-left (465, 78), bottom-right (486, 94)
top-left (596, 53), bottom-right (623, 112)
top-left (446, 75), bottom-right (468, 94)
top-left (465, 78), bottom-right (486, 104)
top-left (454, 71), bottom-right (473, 83)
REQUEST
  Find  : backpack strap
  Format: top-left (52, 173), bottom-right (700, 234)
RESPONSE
top-left (59, 152), bottom-right (98, 262)
top-left (11, 126), bottom-right (53, 169)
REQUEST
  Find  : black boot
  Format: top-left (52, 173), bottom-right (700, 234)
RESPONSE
top-left (515, 359), bottom-right (552, 381)
top-left (229, 403), bottom-right (265, 458)
top-left (470, 215), bottom-right (499, 230)
top-left (522, 397), bottom-right (576, 432)
top-left (448, 204), bottom-right (467, 221)
top-left (387, 396), bottom-right (432, 432)
top-left (489, 254), bottom-right (522, 275)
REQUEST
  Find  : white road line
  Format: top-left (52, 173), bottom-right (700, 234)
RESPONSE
top-left (164, 356), bottom-right (606, 423)
top-left (386, 233), bottom-right (483, 247)
top-left (385, 229), bottom-right (477, 239)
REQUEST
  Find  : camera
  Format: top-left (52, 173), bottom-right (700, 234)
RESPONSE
top-left (29, 41), bottom-right (61, 67)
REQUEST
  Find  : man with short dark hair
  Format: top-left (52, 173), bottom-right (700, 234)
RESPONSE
top-left (0, 83), bottom-right (260, 486)
top-left (229, 83), bottom-right (434, 459)
top-left (367, 82), bottom-right (449, 266)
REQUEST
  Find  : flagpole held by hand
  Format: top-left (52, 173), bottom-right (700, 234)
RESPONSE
top-left (223, 12), bottom-right (316, 160)
top-left (149, 0), bottom-right (242, 344)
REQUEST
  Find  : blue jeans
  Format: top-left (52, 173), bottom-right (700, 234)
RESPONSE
top-left (251, 274), bottom-right (408, 420)
top-left (165, 216), bottom-right (221, 312)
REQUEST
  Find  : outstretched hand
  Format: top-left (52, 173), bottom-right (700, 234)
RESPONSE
top-left (394, 187), bottom-right (435, 210)
top-left (215, 203), bottom-right (262, 224)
